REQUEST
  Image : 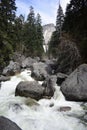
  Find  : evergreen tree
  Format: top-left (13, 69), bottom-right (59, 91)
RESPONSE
top-left (24, 6), bottom-right (44, 57)
top-left (63, 0), bottom-right (87, 62)
top-left (0, 0), bottom-right (16, 70)
top-left (13, 14), bottom-right (25, 51)
top-left (35, 13), bottom-right (44, 57)
top-left (56, 4), bottom-right (64, 36)
top-left (0, 0), bottom-right (16, 33)
top-left (24, 6), bottom-right (36, 56)
top-left (48, 4), bottom-right (64, 58)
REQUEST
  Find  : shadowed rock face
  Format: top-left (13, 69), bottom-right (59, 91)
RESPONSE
top-left (61, 64), bottom-right (87, 101)
top-left (0, 116), bottom-right (21, 130)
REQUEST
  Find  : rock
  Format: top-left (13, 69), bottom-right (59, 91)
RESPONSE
top-left (43, 24), bottom-right (55, 52)
top-left (9, 103), bottom-right (22, 113)
top-left (15, 81), bottom-right (44, 100)
top-left (21, 57), bottom-right (38, 68)
top-left (83, 115), bottom-right (87, 121)
top-left (56, 73), bottom-right (68, 86)
top-left (61, 64), bottom-right (87, 101)
top-left (31, 62), bottom-right (51, 81)
top-left (49, 103), bottom-right (54, 107)
top-left (12, 52), bottom-right (25, 66)
top-left (59, 106), bottom-right (71, 112)
top-left (0, 116), bottom-right (21, 130)
top-left (42, 76), bottom-right (56, 97)
top-left (0, 75), bottom-right (10, 82)
top-left (3, 61), bottom-right (21, 76)
top-left (55, 39), bottom-right (81, 74)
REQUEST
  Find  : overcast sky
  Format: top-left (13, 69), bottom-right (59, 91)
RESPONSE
top-left (16, 0), bottom-right (70, 25)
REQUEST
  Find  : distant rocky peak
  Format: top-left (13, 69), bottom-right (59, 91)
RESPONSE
top-left (43, 23), bottom-right (55, 45)
top-left (43, 23), bottom-right (55, 52)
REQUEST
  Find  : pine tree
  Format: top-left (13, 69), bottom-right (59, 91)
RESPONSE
top-left (56, 4), bottom-right (64, 36)
top-left (35, 13), bottom-right (44, 57)
top-left (0, 0), bottom-right (16, 33)
top-left (13, 14), bottom-right (25, 51)
top-left (0, 0), bottom-right (16, 70)
top-left (48, 4), bottom-right (64, 58)
top-left (63, 0), bottom-right (87, 62)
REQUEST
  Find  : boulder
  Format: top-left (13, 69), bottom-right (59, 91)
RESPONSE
top-left (42, 75), bottom-right (56, 97)
top-left (3, 61), bottom-right (21, 76)
top-left (15, 81), bottom-right (44, 100)
top-left (0, 75), bottom-right (10, 82)
top-left (12, 52), bottom-right (25, 66)
top-left (59, 106), bottom-right (71, 112)
top-left (61, 64), bottom-right (87, 101)
top-left (0, 116), bottom-right (21, 130)
top-left (31, 62), bottom-right (52, 81)
top-left (21, 57), bottom-right (38, 68)
top-left (56, 73), bottom-right (68, 86)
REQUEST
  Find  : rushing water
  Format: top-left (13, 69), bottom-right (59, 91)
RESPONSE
top-left (0, 70), bottom-right (87, 130)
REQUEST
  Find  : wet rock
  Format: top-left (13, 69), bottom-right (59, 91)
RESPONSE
top-left (83, 115), bottom-right (87, 121)
top-left (56, 73), bottom-right (68, 85)
top-left (61, 64), bottom-right (87, 101)
top-left (25, 98), bottom-right (39, 106)
top-left (31, 62), bottom-right (52, 81)
top-left (15, 81), bottom-right (44, 100)
top-left (0, 116), bottom-right (21, 130)
top-left (59, 106), bottom-right (71, 112)
top-left (49, 103), bottom-right (54, 107)
top-left (9, 103), bottom-right (22, 113)
top-left (0, 75), bottom-right (10, 82)
top-left (42, 76), bottom-right (56, 97)
top-left (3, 61), bottom-right (21, 76)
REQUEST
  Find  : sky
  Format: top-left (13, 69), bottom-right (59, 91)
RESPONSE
top-left (16, 0), bottom-right (70, 25)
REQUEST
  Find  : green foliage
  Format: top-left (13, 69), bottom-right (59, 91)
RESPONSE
top-left (48, 4), bottom-right (64, 58)
top-left (13, 14), bottom-right (25, 51)
top-left (35, 13), bottom-right (44, 57)
top-left (63, 0), bottom-right (87, 62)
top-left (0, 1), bottom-right (44, 71)
top-left (0, 0), bottom-right (16, 70)
top-left (48, 31), bottom-right (60, 58)
top-left (56, 4), bottom-right (64, 35)
top-left (23, 7), bottom-right (44, 57)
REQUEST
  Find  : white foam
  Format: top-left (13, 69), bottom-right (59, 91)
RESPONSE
top-left (0, 70), bottom-right (86, 130)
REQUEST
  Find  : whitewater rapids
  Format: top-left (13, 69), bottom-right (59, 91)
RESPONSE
top-left (0, 70), bottom-right (87, 130)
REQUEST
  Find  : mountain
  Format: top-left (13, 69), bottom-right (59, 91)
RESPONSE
top-left (43, 24), bottom-right (55, 52)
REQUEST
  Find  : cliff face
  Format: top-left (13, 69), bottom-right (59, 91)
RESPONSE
top-left (43, 24), bottom-right (55, 52)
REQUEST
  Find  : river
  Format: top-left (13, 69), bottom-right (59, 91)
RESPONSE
top-left (0, 69), bottom-right (87, 130)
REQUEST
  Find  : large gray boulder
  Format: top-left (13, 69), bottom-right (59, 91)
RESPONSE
top-left (0, 116), bottom-right (21, 130)
top-left (15, 81), bottom-right (44, 100)
top-left (3, 61), bottom-right (21, 76)
top-left (31, 62), bottom-right (52, 81)
top-left (61, 64), bottom-right (87, 101)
